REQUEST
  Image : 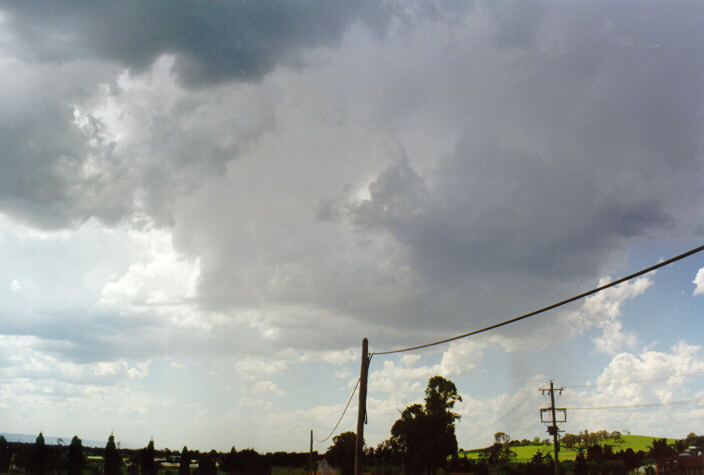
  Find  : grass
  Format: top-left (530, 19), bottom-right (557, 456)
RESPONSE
top-left (459, 435), bottom-right (680, 463)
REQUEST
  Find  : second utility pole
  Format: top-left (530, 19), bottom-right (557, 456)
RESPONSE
top-left (354, 338), bottom-right (369, 475)
top-left (540, 380), bottom-right (565, 475)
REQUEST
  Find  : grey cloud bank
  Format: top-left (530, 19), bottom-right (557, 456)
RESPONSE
top-left (0, 1), bottom-right (702, 356)
top-left (0, 1), bottom-right (391, 86)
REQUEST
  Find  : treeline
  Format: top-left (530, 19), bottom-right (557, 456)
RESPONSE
top-left (560, 430), bottom-right (627, 449)
top-left (445, 445), bottom-right (646, 475)
top-left (445, 432), bottom-right (704, 474)
top-left (0, 433), bottom-right (312, 475)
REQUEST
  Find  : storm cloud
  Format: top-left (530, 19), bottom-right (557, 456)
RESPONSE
top-left (1, 1), bottom-right (704, 450)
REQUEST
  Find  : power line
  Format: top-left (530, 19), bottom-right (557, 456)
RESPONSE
top-left (566, 368), bottom-right (704, 389)
top-left (569, 398), bottom-right (703, 410)
top-left (465, 397), bottom-right (532, 445)
top-left (313, 377), bottom-right (361, 444)
top-left (371, 244), bottom-right (704, 356)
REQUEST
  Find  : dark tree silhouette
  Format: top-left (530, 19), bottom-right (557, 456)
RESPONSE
top-left (391, 376), bottom-right (462, 474)
top-left (104, 434), bottom-right (121, 475)
top-left (31, 433), bottom-right (48, 475)
top-left (326, 432), bottom-right (357, 475)
top-left (219, 446), bottom-right (238, 473)
top-left (648, 438), bottom-right (675, 463)
top-left (0, 435), bottom-right (11, 473)
top-left (140, 439), bottom-right (157, 475)
top-left (67, 435), bottom-right (84, 475)
top-left (179, 446), bottom-right (190, 475)
top-left (198, 450), bottom-right (217, 475)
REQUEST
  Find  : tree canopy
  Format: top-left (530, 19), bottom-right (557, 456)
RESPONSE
top-left (140, 439), bottom-right (157, 475)
top-left (326, 431), bottom-right (357, 475)
top-left (390, 376), bottom-right (462, 474)
top-left (67, 435), bottom-right (84, 475)
top-left (179, 446), bottom-right (190, 475)
top-left (31, 433), bottom-right (47, 475)
top-left (104, 434), bottom-right (121, 475)
top-left (0, 435), bottom-right (10, 473)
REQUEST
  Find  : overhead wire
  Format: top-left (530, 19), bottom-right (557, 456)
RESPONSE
top-left (313, 377), bottom-right (361, 444)
top-left (465, 396), bottom-right (533, 446)
top-left (565, 368), bottom-right (704, 389)
top-left (371, 244), bottom-right (704, 356)
top-left (560, 363), bottom-right (704, 385)
top-left (569, 398), bottom-right (704, 410)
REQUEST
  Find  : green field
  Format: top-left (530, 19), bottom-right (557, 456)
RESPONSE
top-left (459, 435), bottom-right (678, 463)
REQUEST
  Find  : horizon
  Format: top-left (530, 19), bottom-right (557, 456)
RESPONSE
top-left (0, 430), bottom-right (686, 454)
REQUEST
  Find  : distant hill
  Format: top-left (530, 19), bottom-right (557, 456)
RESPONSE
top-left (461, 435), bottom-right (680, 462)
top-left (1, 432), bottom-right (108, 448)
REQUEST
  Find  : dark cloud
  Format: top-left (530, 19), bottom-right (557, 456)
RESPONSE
top-left (0, 0), bottom-right (703, 357)
top-left (0, 1), bottom-right (389, 87)
top-left (347, 142), bottom-right (673, 282)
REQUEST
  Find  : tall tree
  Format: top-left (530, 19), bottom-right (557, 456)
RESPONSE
top-left (198, 450), bottom-right (217, 475)
top-left (219, 446), bottom-right (238, 474)
top-left (67, 435), bottom-right (84, 475)
top-left (648, 438), bottom-right (675, 464)
top-left (104, 434), bottom-right (121, 475)
top-left (179, 446), bottom-right (190, 475)
top-left (31, 432), bottom-right (48, 475)
top-left (326, 432), bottom-right (357, 475)
top-left (140, 439), bottom-right (157, 475)
top-left (0, 435), bottom-right (11, 473)
top-left (391, 376), bottom-right (462, 475)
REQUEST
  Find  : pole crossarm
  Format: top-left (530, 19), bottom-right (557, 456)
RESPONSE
top-left (539, 381), bottom-right (564, 475)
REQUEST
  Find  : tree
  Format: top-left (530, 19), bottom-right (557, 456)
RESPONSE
top-left (648, 438), bottom-right (675, 463)
top-left (179, 446), bottom-right (190, 475)
top-left (494, 432), bottom-right (510, 445)
top-left (104, 434), bottom-right (121, 475)
top-left (480, 433), bottom-right (515, 466)
top-left (610, 430), bottom-right (624, 447)
top-left (219, 446), bottom-right (238, 474)
top-left (586, 443), bottom-right (603, 462)
top-left (391, 376), bottom-right (462, 474)
top-left (67, 435), bottom-right (84, 475)
top-left (198, 450), bottom-right (217, 475)
top-left (578, 430), bottom-right (598, 448)
top-left (31, 433), bottom-right (48, 475)
top-left (326, 432), bottom-right (357, 475)
top-left (683, 432), bottom-right (704, 451)
top-left (376, 437), bottom-right (403, 468)
top-left (140, 439), bottom-right (157, 475)
top-left (0, 435), bottom-right (11, 473)
top-left (561, 433), bottom-right (579, 449)
top-left (574, 450), bottom-right (587, 475)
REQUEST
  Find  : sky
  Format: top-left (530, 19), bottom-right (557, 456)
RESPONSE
top-left (0, 0), bottom-right (703, 453)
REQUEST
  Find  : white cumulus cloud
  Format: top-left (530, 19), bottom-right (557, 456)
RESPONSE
top-left (693, 267), bottom-right (704, 296)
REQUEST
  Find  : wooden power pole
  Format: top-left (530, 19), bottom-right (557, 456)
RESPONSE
top-left (354, 338), bottom-right (369, 475)
top-left (309, 430), bottom-right (313, 475)
top-left (540, 381), bottom-right (566, 475)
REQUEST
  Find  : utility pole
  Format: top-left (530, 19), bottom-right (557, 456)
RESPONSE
top-left (354, 338), bottom-right (369, 475)
top-left (309, 430), bottom-right (313, 475)
top-left (539, 381), bottom-right (566, 475)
